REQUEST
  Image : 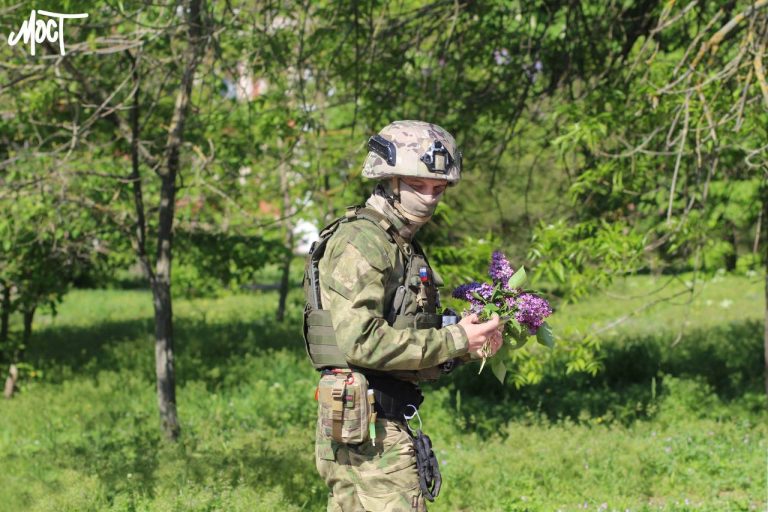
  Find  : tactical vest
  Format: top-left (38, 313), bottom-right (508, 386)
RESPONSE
top-left (303, 206), bottom-right (444, 373)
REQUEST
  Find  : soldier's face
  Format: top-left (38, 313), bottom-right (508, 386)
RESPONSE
top-left (400, 178), bottom-right (447, 199)
top-left (397, 177), bottom-right (446, 219)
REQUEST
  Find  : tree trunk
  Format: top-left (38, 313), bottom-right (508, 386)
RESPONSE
top-left (3, 364), bottom-right (17, 399)
top-left (21, 307), bottom-right (33, 348)
top-left (1, 284), bottom-right (10, 383)
top-left (152, 257), bottom-right (179, 440)
top-left (126, 49), bottom-right (179, 439)
top-left (4, 306), bottom-right (34, 399)
top-left (0, 283), bottom-right (9, 346)
top-left (725, 224), bottom-right (737, 271)
top-left (763, 187), bottom-right (768, 400)
top-left (276, 233), bottom-right (293, 322)
top-left (150, 0), bottom-right (206, 440)
top-left (276, 153), bottom-right (294, 322)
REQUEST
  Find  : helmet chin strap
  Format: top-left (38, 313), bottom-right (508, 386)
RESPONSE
top-left (390, 177), bottom-right (433, 224)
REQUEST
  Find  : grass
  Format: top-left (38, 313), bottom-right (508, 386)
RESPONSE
top-left (0, 272), bottom-right (766, 511)
top-left (550, 270), bottom-right (764, 337)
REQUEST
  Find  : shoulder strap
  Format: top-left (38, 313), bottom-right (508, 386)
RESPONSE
top-left (305, 205), bottom-right (412, 311)
top-left (305, 216), bottom-right (346, 310)
top-left (348, 206), bottom-right (413, 258)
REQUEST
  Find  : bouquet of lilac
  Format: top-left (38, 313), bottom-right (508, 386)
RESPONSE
top-left (452, 251), bottom-right (554, 383)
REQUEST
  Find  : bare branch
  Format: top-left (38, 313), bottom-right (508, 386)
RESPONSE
top-left (667, 94), bottom-right (690, 222)
top-left (754, 36), bottom-right (768, 108)
top-left (592, 288), bottom-right (693, 336)
top-left (690, 0), bottom-right (768, 69)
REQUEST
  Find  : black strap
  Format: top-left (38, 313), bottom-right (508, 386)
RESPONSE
top-left (413, 429), bottom-right (441, 501)
top-left (363, 373), bottom-right (423, 421)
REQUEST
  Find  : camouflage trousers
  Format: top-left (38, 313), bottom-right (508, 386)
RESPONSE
top-left (316, 417), bottom-right (426, 511)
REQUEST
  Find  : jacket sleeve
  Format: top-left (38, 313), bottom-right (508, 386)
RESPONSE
top-left (318, 226), bottom-right (469, 371)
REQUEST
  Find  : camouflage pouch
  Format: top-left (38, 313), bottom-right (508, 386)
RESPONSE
top-left (318, 371), bottom-right (375, 445)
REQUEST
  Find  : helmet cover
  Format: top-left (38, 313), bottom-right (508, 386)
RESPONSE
top-left (362, 120), bottom-right (461, 183)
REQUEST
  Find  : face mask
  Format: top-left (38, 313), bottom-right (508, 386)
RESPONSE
top-left (398, 180), bottom-right (443, 219)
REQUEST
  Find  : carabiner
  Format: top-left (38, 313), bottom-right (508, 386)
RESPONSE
top-left (403, 404), bottom-right (423, 434)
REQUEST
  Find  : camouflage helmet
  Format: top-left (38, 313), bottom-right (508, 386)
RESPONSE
top-left (362, 120), bottom-right (461, 183)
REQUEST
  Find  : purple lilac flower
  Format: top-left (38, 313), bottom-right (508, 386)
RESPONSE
top-left (512, 293), bottom-right (552, 334)
top-left (452, 282), bottom-right (493, 302)
top-left (468, 303), bottom-right (484, 315)
top-left (488, 250), bottom-right (514, 286)
top-left (453, 282), bottom-right (496, 316)
top-left (452, 282), bottom-right (481, 300)
top-left (469, 283), bottom-right (498, 316)
top-left (474, 283), bottom-right (494, 301)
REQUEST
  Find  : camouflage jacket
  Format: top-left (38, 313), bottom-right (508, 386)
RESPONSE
top-left (317, 205), bottom-right (469, 379)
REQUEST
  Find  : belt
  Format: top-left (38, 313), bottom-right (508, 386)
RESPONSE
top-left (364, 373), bottom-right (424, 422)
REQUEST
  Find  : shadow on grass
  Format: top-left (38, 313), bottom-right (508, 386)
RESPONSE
top-left (26, 313), bottom-right (306, 387)
top-left (25, 308), bottom-right (762, 427)
top-left (27, 309), bottom-right (322, 510)
top-left (432, 319), bottom-right (763, 433)
top-left (56, 428), bottom-right (326, 511)
top-left (179, 440), bottom-right (326, 509)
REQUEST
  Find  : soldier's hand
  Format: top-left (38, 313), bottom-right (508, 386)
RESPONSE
top-left (459, 313), bottom-right (503, 358)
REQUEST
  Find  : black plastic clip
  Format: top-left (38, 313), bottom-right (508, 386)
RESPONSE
top-left (368, 134), bottom-right (397, 166)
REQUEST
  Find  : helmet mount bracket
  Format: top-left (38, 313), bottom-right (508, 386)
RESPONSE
top-left (368, 135), bottom-right (397, 166)
top-left (420, 140), bottom-right (454, 174)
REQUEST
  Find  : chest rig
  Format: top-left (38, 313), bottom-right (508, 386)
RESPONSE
top-left (303, 205), bottom-right (443, 370)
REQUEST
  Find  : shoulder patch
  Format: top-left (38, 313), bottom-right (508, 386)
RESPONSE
top-left (337, 221), bottom-right (393, 272)
top-left (329, 244), bottom-right (375, 299)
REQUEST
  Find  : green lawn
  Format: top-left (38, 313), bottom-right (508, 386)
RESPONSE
top-left (0, 272), bottom-right (765, 511)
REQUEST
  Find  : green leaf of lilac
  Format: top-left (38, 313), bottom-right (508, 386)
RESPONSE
top-left (504, 318), bottom-right (523, 337)
top-left (502, 325), bottom-right (521, 342)
top-left (508, 337), bottom-right (529, 350)
top-left (536, 322), bottom-right (555, 348)
top-left (490, 358), bottom-right (506, 384)
top-left (507, 266), bottom-right (527, 289)
top-left (471, 291), bottom-right (486, 303)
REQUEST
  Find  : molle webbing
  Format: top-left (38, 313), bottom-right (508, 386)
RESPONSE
top-left (392, 313), bottom-right (442, 330)
top-left (304, 309), bottom-right (347, 368)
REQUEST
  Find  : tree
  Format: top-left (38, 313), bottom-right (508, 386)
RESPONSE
top-left (1, 0), bottom-right (210, 438)
top-left (534, 1), bottom-right (768, 396)
top-left (0, 167), bottom-right (101, 398)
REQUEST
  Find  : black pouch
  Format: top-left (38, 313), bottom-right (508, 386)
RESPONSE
top-left (412, 429), bottom-right (441, 501)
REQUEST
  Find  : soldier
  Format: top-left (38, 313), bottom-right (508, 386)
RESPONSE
top-left (303, 120), bottom-right (503, 511)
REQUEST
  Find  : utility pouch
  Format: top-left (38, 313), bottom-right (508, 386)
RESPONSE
top-left (317, 371), bottom-right (375, 445)
top-left (413, 429), bottom-right (442, 501)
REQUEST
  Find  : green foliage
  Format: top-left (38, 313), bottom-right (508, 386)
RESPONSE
top-left (173, 232), bottom-right (287, 298)
top-left (542, 0), bottom-right (767, 289)
top-left (429, 242), bottom-right (497, 294)
top-left (1, 6), bottom-right (766, 510)
top-left (529, 219), bottom-right (646, 300)
top-left (535, 321), bottom-right (554, 348)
